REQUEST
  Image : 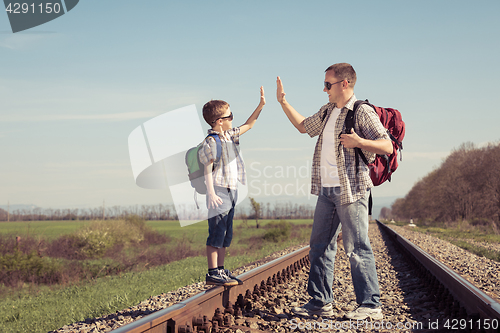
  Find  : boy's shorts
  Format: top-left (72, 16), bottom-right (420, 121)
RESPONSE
top-left (206, 186), bottom-right (238, 248)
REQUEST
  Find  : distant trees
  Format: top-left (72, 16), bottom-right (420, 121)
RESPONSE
top-left (243, 198), bottom-right (314, 222)
top-left (1, 200), bottom-right (315, 222)
top-left (391, 142), bottom-right (500, 231)
top-left (0, 204), bottom-right (178, 222)
top-left (379, 207), bottom-right (392, 220)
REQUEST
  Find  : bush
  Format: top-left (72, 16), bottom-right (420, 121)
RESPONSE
top-left (44, 216), bottom-right (169, 261)
top-left (0, 234), bottom-right (47, 256)
top-left (76, 228), bottom-right (116, 259)
top-left (0, 250), bottom-right (63, 286)
top-left (124, 214), bottom-right (147, 230)
top-left (263, 220), bottom-right (291, 243)
top-left (45, 234), bottom-right (88, 260)
top-left (70, 217), bottom-right (151, 259)
top-left (142, 229), bottom-right (170, 245)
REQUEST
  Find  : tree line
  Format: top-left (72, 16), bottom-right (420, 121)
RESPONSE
top-left (383, 142), bottom-right (500, 231)
top-left (0, 200), bottom-right (314, 222)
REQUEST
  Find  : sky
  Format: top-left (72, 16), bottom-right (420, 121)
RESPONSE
top-left (1, 0), bottom-right (500, 217)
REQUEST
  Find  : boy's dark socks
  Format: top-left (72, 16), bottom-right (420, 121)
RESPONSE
top-left (218, 266), bottom-right (224, 270)
top-left (208, 268), bottom-right (218, 275)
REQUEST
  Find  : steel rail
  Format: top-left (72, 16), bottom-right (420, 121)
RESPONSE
top-left (377, 220), bottom-right (500, 326)
top-left (111, 246), bottom-right (310, 333)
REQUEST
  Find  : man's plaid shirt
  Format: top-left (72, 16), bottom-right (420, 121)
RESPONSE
top-left (303, 95), bottom-right (390, 205)
top-left (198, 127), bottom-right (246, 189)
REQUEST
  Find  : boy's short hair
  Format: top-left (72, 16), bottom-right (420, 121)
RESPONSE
top-left (202, 100), bottom-right (230, 125)
top-left (325, 63), bottom-right (357, 88)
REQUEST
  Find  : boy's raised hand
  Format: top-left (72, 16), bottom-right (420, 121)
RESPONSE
top-left (276, 76), bottom-right (287, 104)
top-left (239, 86), bottom-right (266, 135)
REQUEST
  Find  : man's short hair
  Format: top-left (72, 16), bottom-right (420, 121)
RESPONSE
top-left (202, 100), bottom-right (229, 125)
top-left (325, 63), bottom-right (357, 88)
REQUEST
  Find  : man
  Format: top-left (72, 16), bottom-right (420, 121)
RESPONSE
top-left (276, 63), bottom-right (392, 320)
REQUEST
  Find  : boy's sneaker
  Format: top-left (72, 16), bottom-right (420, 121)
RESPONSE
top-left (223, 269), bottom-right (243, 285)
top-left (344, 306), bottom-right (383, 320)
top-left (205, 269), bottom-right (238, 286)
top-left (292, 302), bottom-right (334, 317)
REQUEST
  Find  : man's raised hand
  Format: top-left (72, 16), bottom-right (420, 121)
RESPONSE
top-left (276, 76), bottom-right (287, 104)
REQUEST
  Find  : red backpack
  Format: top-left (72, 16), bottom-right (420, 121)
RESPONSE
top-left (345, 100), bottom-right (405, 186)
top-left (344, 100), bottom-right (405, 217)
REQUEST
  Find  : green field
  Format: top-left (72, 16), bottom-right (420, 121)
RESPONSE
top-left (0, 218), bottom-right (313, 333)
top-left (0, 220), bottom-right (91, 240)
top-left (0, 219), bottom-right (313, 238)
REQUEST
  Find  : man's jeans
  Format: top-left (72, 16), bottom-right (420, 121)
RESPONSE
top-left (307, 187), bottom-right (380, 307)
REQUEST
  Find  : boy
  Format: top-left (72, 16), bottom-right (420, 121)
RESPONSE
top-left (199, 86), bottom-right (265, 286)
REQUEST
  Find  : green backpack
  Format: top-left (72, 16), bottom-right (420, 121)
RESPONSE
top-left (185, 134), bottom-right (222, 205)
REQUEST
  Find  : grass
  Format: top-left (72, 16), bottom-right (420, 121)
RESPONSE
top-left (411, 225), bottom-right (500, 243)
top-left (447, 240), bottom-right (500, 262)
top-left (385, 220), bottom-right (500, 263)
top-left (0, 219), bottom-right (314, 239)
top-left (0, 218), bottom-right (312, 333)
top-left (0, 257), bottom-right (209, 333)
top-left (0, 221), bottom-right (91, 240)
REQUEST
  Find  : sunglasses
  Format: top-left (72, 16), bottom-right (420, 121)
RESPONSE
top-left (324, 80), bottom-right (348, 90)
top-left (213, 112), bottom-right (233, 123)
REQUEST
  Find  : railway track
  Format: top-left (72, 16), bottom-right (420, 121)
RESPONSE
top-left (95, 222), bottom-right (500, 332)
top-left (378, 221), bottom-right (500, 332)
top-left (111, 247), bottom-right (310, 333)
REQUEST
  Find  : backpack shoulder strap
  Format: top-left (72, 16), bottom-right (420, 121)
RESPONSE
top-left (347, 100), bottom-right (370, 174)
top-left (344, 109), bottom-right (355, 134)
top-left (207, 133), bottom-right (222, 163)
top-left (354, 100), bottom-right (367, 111)
top-left (346, 100), bottom-right (369, 133)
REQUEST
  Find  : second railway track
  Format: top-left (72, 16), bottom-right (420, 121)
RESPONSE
top-left (53, 222), bottom-right (500, 333)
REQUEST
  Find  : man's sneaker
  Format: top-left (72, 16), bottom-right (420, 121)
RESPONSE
top-left (292, 302), bottom-right (334, 317)
top-left (344, 306), bottom-right (383, 320)
top-left (223, 269), bottom-right (243, 285)
top-left (205, 270), bottom-right (238, 286)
